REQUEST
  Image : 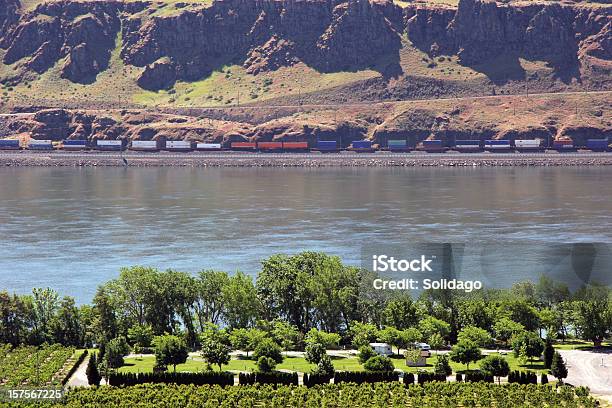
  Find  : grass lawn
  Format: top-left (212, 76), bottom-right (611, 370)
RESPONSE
top-left (553, 340), bottom-right (612, 351)
top-left (120, 351), bottom-right (548, 375)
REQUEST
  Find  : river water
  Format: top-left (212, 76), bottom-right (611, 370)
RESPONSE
top-left (0, 166), bottom-right (611, 303)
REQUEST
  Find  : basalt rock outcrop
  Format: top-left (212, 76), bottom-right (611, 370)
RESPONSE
top-left (0, 0), bottom-right (610, 90)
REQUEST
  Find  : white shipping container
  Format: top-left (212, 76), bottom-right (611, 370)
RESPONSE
top-left (165, 141), bottom-right (192, 149)
top-left (131, 141), bottom-right (158, 148)
top-left (515, 139), bottom-right (541, 147)
top-left (97, 140), bottom-right (123, 146)
top-left (29, 140), bottom-right (53, 145)
top-left (196, 143), bottom-right (222, 149)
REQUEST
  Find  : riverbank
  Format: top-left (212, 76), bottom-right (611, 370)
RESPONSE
top-left (2, 151), bottom-right (612, 167)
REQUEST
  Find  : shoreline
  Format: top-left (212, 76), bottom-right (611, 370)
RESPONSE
top-left (2, 151), bottom-right (612, 167)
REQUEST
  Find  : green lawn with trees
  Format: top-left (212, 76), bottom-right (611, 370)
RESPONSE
top-left (0, 252), bottom-right (609, 387)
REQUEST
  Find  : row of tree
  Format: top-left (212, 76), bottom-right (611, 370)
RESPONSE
top-left (1, 252), bottom-right (610, 351)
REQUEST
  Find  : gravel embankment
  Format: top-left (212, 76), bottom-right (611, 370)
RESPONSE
top-left (2, 152), bottom-right (612, 167)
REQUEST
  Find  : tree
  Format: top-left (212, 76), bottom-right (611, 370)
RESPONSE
top-left (229, 328), bottom-right (267, 357)
top-left (378, 327), bottom-right (405, 355)
top-left (428, 333), bottom-right (444, 353)
top-left (511, 332), bottom-right (544, 363)
top-left (457, 326), bottom-right (492, 348)
top-left (419, 316), bottom-right (451, 342)
top-left (493, 318), bottom-right (524, 347)
top-left (0, 291), bottom-right (30, 346)
top-left (402, 327), bottom-right (423, 346)
top-left (576, 295), bottom-right (611, 348)
top-left (304, 328), bottom-right (340, 349)
top-left (305, 342), bottom-right (326, 365)
top-left (543, 338), bottom-right (555, 369)
top-left (383, 295), bottom-right (420, 330)
top-left (153, 334), bottom-right (189, 372)
top-left (349, 322), bottom-right (379, 349)
top-left (480, 354), bottom-right (510, 384)
top-left (128, 324), bottom-right (154, 349)
top-left (92, 286), bottom-right (118, 344)
top-left (257, 356), bottom-right (277, 372)
top-left (551, 352), bottom-right (568, 384)
top-left (200, 324), bottom-right (231, 371)
top-left (104, 337), bottom-right (130, 369)
top-left (363, 355), bottom-right (394, 372)
top-left (434, 354), bottom-right (452, 377)
top-left (201, 338), bottom-right (230, 371)
top-left (272, 321), bottom-right (301, 353)
top-left (358, 345), bottom-right (377, 365)
top-left (31, 287), bottom-right (59, 344)
top-left (50, 297), bottom-right (82, 347)
top-left (86, 353), bottom-right (101, 386)
top-left (194, 270), bottom-right (230, 329)
top-left (450, 340), bottom-right (482, 371)
top-left (253, 338), bottom-right (283, 365)
top-left (313, 354), bottom-right (335, 376)
top-left (222, 272), bottom-right (260, 329)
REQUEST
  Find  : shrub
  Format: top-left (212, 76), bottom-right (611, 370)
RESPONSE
top-left (479, 355), bottom-right (510, 384)
top-left (541, 373), bottom-right (548, 384)
top-left (455, 373), bottom-right (463, 382)
top-left (543, 339), bottom-right (555, 369)
top-left (433, 354), bottom-right (452, 377)
top-left (358, 345), bottom-right (376, 365)
top-left (303, 372), bottom-right (332, 387)
top-left (551, 352), bottom-right (568, 383)
top-left (253, 338), bottom-right (283, 364)
top-left (257, 356), bottom-right (277, 372)
top-left (403, 372), bottom-right (415, 385)
top-left (313, 354), bottom-right (335, 377)
top-left (334, 371), bottom-right (399, 384)
top-left (305, 342), bottom-right (326, 365)
top-left (108, 371), bottom-right (234, 386)
top-left (363, 356), bottom-right (395, 372)
top-left (85, 352), bottom-right (100, 386)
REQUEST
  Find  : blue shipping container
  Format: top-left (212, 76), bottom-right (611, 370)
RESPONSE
top-left (317, 141), bottom-right (337, 150)
top-left (352, 141), bottom-right (372, 149)
top-left (423, 140), bottom-right (442, 146)
top-left (456, 140), bottom-right (480, 146)
top-left (586, 139), bottom-right (608, 150)
top-left (486, 140), bottom-right (510, 145)
top-left (63, 140), bottom-right (87, 146)
top-left (0, 140), bottom-right (20, 149)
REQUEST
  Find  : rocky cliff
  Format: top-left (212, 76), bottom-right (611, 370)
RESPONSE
top-left (0, 0), bottom-right (609, 90)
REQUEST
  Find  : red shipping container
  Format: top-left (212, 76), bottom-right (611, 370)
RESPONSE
top-left (282, 142), bottom-right (309, 150)
top-left (231, 142), bottom-right (257, 149)
top-left (257, 142), bottom-right (283, 150)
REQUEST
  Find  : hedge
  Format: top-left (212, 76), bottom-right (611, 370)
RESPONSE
top-left (334, 371), bottom-right (399, 384)
top-left (238, 371), bottom-right (298, 386)
top-left (303, 372), bottom-right (332, 387)
top-left (108, 371), bottom-right (234, 386)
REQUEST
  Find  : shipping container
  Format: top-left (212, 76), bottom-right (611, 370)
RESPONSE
top-left (316, 140), bottom-right (339, 152)
top-left (553, 140), bottom-right (575, 151)
top-left (484, 140), bottom-right (512, 150)
top-left (586, 139), bottom-right (609, 152)
top-left (257, 142), bottom-right (283, 151)
top-left (350, 140), bottom-right (374, 152)
top-left (195, 143), bottom-right (222, 151)
top-left (130, 140), bottom-right (160, 151)
top-left (0, 139), bottom-right (20, 150)
top-left (231, 142), bottom-right (257, 150)
top-left (62, 140), bottom-right (88, 150)
top-left (282, 142), bottom-right (309, 151)
top-left (27, 140), bottom-right (53, 150)
top-left (387, 140), bottom-right (411, 152)
top-left (164, 140), bottom-right (193, 151)
top-left (96, 140), bottom-right (125, 151)
top-left (514, 139), bottom-right (542, 151)
top-left (454, 140), bottom-right (481, 152)
top-left (420, 139), bottom-right (446, 152)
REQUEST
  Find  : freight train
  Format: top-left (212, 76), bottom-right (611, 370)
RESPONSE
top-left (0, 138), bottom-right (610, 153)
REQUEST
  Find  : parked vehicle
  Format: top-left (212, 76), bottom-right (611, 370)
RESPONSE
top-left (369, 343), bottom-right (393, 356)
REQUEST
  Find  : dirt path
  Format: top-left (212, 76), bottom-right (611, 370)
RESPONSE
top-left (65, 355), bottom-right (90, 387)
top-left (558, 349), bottom-right (612, 395)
